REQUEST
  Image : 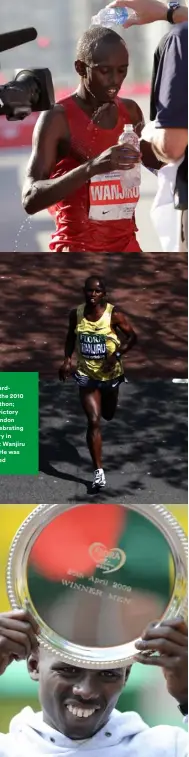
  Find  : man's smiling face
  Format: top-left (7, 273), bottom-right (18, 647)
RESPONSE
top-left (28, 651), bottom-right (129, 739)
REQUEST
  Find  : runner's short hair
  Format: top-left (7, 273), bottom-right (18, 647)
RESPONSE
top-left (76, 26), bottom-right (124, 65)
top-left (84, 276), bottom-right (106, 294)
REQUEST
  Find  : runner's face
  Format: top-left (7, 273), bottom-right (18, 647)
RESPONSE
top-left (84, 280), bottom-right (105, 306)
top-left (36, 653), bottom-right (127, 739)
top-left (77, 40), bottom-right (129, 103)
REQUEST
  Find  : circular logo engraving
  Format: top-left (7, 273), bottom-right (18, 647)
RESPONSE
top-left (89, 542), bottom-right (126, 574)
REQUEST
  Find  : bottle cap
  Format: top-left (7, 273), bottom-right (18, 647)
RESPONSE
top-left (124, 124), bottom-right (133, 131)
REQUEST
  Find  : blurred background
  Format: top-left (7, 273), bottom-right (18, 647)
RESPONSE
top-left (0, 503), bottom-right (187, 733)
top-left (0, 0), bottom-right (167, 89)
top-left (0, 0), bottom-right (172, 252)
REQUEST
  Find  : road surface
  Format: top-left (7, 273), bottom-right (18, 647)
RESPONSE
top-left (0, 252), bottom-right (187, 378)
top-left (0, 380), bottom-right (187, 504)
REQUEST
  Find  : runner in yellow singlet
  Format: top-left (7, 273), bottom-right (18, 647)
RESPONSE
top-left (59, 276), bottom-right (136, 490)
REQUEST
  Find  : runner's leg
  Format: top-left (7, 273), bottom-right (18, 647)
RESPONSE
top-left (79, 387), bottom-right (102, 469)
top-left (101, 386), bottom-right (119, 420)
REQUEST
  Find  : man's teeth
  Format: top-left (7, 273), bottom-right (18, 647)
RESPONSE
top-left (66, 704), bottom-right (96, 718)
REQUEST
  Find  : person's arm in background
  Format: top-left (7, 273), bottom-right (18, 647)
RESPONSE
top-left (108, 0), bottom-right (188, 167)
top-left (151, 24), bottom-right (188, 162)
top-left (108, 0), bottom-right (188, 27)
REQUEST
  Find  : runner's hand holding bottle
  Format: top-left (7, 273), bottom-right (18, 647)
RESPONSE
top-left (88, 141), bottom-right (141, 177)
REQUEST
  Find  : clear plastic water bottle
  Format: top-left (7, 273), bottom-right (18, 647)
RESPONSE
top-left (118, 124), bottom-right (141, 189)
top-left (91, 6), bottom-right (137, 28)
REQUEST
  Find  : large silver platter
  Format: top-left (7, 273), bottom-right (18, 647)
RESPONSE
top-left (7, 502), bottom-right (188, 669)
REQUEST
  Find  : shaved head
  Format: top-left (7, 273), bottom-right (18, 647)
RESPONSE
top-left (76, 25), bottom-right (127, 65)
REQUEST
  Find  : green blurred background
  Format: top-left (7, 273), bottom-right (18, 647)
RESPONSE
top-left (0, 504), bottom-right (187, 733)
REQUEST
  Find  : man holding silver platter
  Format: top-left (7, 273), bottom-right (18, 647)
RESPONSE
top-left (0, 610), bottom-right (187, 755)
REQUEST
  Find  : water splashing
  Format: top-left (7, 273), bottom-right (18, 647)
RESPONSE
top-left (13, 216), bottom-right (35, 253)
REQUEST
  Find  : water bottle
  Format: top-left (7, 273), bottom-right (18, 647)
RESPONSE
top-left (91, 6), bottom-right (137, 28)
top-left (118, 124), bottom-right (141, 189)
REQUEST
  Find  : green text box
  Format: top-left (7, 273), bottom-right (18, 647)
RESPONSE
top-left (0, 373), bottom-right (38, 474)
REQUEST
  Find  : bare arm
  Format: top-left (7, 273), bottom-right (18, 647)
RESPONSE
top-left (59, 309), bottom-right (77, 381)
top-left (108, 0), bottom-right (188, 27)
top-left (152, 128), bottom-right (188, 162)
top-left (64, 309), bottom-right (77, 359)
top-left (140, 138), bottom-right (163, 170)
top-left (112, 308), bottom-right (137, 354)
top-left (22, 106), bottom-right (94, 215)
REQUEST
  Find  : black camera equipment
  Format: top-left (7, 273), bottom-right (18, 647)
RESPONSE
top-left (0, 27), bottom-right (55, 120)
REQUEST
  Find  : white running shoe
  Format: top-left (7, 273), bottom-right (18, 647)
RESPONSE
top-left (172, 379), bottom-right (188, 384)
top-left (92, 468), bottom-right (106, 489)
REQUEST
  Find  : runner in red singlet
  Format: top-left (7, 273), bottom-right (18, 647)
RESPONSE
top-left (22, 26), bottom-right (160, 252)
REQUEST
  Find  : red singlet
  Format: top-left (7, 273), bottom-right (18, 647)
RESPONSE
top-left (49, 95), bottom-right (141, 253)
